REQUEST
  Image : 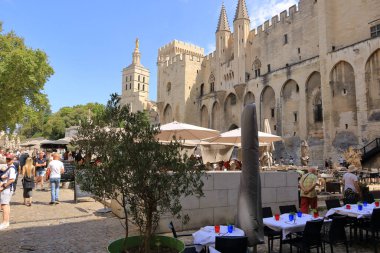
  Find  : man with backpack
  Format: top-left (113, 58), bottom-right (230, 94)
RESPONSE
top-left (0, 154), bottom-right (16, 230)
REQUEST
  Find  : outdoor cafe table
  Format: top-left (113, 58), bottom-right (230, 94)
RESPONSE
top-left (192, 225), bottom-right (245, 252)
top-left (325, 203), bottom-right (377, 218)
top-left (263, 213), bottom-right (327, 239)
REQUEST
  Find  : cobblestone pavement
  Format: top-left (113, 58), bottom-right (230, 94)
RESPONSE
top-left (0, 182), bottom-right (136, 253)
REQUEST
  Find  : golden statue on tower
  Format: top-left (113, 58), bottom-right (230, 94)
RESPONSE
top-left (135, 38), bottom-right (139, 50)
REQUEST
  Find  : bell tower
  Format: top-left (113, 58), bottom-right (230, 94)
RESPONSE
top-left (120, 38), bottom-right (150, 112)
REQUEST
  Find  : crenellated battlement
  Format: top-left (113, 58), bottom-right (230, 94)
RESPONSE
top-left (158, 40), bottom-right (204, 58)
top-left (158, 52), bottom-right (203, 68)
top-left (251, 0), bottom-right (316, 37)
top-left (205, 52), bottom-right (215, 61)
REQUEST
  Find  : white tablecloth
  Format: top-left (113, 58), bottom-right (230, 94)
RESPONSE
top-left (192, 225), bottom-right (245, 252)
top-left (263, 214), bottom-right (325, 239)
top-left (325, 204), bottom-right (376, 218)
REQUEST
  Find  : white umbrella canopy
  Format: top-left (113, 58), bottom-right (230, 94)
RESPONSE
top-left (205, 128), bottom-right (281, 146)
top-left (156, 121), bottom-right (220, 141)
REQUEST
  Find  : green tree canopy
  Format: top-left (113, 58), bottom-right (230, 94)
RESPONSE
top-left (19, 105), bottom-right (51, 139)
top-left (42, 103), bottom-right (105, 139)
top-left (0, 22), bottom-right (54, 130)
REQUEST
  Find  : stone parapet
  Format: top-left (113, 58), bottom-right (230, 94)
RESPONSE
top-left (156, 171), bottom-right (298, 233)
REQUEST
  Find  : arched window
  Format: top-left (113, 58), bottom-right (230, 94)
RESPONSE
top-left (143, 76), bottom-right (145, 83)
top-left (138, 75), bottom-right (141, 81)
top-left (209, 74), bottom-right (215, 93)
top-left (125, 84), bottom-right (128, 90)
top-left (200, 83), bottom-right (204, 97)
top-left (167, 82), bottom-right (171, 93)
top-left (253, 57), bottom-right (262, 78)
top-left (314, 96), bottom-right (323, 122)
top-left (143, 84), bottom-right (145, 91)
top-left (138, 83), bottom-right (140, 90)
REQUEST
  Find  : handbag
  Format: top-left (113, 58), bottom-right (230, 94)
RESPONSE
top-left (22, 176), bottom-right (35, 189)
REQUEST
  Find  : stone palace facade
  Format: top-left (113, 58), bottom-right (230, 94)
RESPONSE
top-left (156, 0), bottom-right (380, 165)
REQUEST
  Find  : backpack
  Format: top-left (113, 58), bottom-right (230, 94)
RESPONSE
top-left (0, 165), bottom-right (16, 191)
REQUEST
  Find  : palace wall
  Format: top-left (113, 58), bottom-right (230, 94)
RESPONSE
top-left (156, 0), bottom-right (380, 166)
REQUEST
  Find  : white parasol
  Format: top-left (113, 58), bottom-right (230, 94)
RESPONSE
top-left (205, 128), bottom-right (281, 147)
top-left (156, 121), bottom-right (220, 141)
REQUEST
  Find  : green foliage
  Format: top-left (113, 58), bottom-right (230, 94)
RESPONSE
top-left (19, 105), bottom-right (51, 138)
top-left (43, 103), bottom-right (105, 139)
top-left (19, 102), bottom-right (105, 139)
top-left (74, 94), bottom-right (204, 253)
top-left (0, 22), bottom-right (54, 130)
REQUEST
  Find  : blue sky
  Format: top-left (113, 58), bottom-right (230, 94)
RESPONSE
top-left (0, 0), bottom-right (297, 112)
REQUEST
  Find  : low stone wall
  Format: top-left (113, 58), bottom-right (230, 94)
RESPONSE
top-left (156, 171), bottom-right (298, 233)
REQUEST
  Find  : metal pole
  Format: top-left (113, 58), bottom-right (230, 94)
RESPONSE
top-left (73, 167), bottom-right (77, 203)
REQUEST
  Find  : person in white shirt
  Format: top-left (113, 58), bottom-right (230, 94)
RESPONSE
top-left (47, 153), bottom-right (64, 205)
top-left (0, 154), bottom-right (16, 230)
top-left (342, 164), bottom-right (361, 204)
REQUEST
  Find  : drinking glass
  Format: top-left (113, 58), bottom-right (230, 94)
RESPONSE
top-left (363, 201), bottom-right (368, 207)
top-left (313, 211), bottom-right (318, 219)
top-left (297, 211), bottom-right (302, 218)
top-left (376, 201), bottom-right (380, 207)
top-left (358, 204), bottom-right (363, 211)
top-left (274, 214), bottom-right (280, 221)
top-left (289, 214), bottom-right (294, 222)
top-left (346, 204), bottom-right (351, 210)
top-left (214, 225), bottom-right (220, 234)
top-left (227, 225), bottom-right (233, 233)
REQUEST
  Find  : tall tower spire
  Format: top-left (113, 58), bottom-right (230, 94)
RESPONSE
top-left (234, 0), bottom-right (249, 21)
top-left (216, 4), bottom-right (230, 32)
top-left (132, 37), bottom-right (141, 65)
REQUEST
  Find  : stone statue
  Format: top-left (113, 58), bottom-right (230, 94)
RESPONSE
top-left (135, 38), bottom-right (139, 50)
top-left (300, 140), bottom-right (310, 166)
top-left (259, 150), bottom-right (272, 168)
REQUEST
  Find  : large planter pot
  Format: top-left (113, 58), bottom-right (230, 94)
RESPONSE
top-left (108, 235), bottom-right (185, 253)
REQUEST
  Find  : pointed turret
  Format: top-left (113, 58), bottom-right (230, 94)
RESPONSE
top-left (234, 0), bottom-right (249, 21)
top-left (216, 4), bottom-right (230, 32)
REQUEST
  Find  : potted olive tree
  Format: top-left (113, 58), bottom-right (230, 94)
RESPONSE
top-left (74, 94), bottom-right (204, 253)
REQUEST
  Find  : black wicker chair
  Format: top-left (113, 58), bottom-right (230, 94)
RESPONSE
top-left (322, 215), bottom-right (349, 253)
top-left (288, 219), bottom-right (324, 253)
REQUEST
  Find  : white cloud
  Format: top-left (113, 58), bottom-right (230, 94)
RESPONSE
top-left (247, 0), bottom-right (298, 28)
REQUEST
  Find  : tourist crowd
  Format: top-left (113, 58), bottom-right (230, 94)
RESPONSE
top-left (0, 148), bottom-right (66, 230)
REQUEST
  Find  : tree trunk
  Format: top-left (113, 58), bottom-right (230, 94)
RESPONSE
top-left (122, 194), bottom-right (129, 253)
top-left (142, 210), bottom-right (153, 253)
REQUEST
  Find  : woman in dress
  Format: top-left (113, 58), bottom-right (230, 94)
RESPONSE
top-left (22, 158), bottom-right (35, 206)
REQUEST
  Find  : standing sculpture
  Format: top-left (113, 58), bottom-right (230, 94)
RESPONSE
top-left (135, 38), bottom-right (139, 50)
top-left (237, 103), bottom-right (264, 247)
top-left (300, 140), bottom-right (310, 166)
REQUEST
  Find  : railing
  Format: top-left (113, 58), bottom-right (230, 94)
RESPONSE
top-left (361, 138), bottom-right (380, 162)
